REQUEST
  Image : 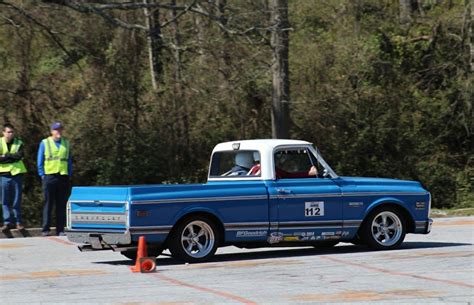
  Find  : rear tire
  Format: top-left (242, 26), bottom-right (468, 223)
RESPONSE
top-left (168, 215), bottom-right (219, 263)
top-left (360, 206), bottom-right (406, 250)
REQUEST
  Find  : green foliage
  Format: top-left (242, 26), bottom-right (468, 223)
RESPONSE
top-left (0, 0), bottom-right (472, 226)
top-left (290, 0), bottom-right (472, 208)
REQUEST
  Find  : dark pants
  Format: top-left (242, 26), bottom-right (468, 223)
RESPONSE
top-left (42, 174), bottom-right (69, 234)
top-left (1, 174), bottom-right (24, 225)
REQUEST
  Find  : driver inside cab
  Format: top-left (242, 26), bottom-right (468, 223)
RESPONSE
top-left (222, 152), bottom-right (256, 176)
top-left (274, 149), bottom-right (318, 178)
top-left (247, 150), bottom-right (318, 178)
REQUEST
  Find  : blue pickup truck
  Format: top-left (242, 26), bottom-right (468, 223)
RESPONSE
top-left (66, 139), bottom-right (432, 262)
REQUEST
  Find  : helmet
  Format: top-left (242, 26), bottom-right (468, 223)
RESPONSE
top-left (235, 152), bottom-right (254, 169)
top-left (253, 151), bottom-right (260, 163)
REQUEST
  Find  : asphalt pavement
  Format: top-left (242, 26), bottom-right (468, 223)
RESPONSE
top-left (0, 216), bottom-right (473, 305)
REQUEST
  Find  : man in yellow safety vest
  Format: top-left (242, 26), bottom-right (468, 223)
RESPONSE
top-left (37, 122), bottom-right (72, 236)
top-left (0, 123), bottom-right (27, 232)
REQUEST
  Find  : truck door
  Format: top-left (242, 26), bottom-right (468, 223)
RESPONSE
top-left (268, 147), bottom-right (343, 243)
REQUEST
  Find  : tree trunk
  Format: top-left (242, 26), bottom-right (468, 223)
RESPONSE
top-left (216, 0), bottom-right (246, 137)
top-left (399, 0), bottom-right (413, 28)
top-left (352, 0), bottom-right (362, 36)
top-left (143, 0), bottom-right (163, 91)
top-left (171, 0), bottom-right (189, 155)
top-left (270, 0), bottom-right (290, 139)
top-left (470, 0), bottom-right (474, 71)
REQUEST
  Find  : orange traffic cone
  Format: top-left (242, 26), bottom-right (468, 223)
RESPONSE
top-left (130, 236), bottom-right (156, 273)
top-left (139, 257), bottom-right (156, 273)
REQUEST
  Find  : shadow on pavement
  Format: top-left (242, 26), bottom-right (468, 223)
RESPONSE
top-left (400, 241), bottom-right (472, 249)
top-left (0, 228), bottom-right (32, 238)
top-left (93, 240), bottom-right (472, 267)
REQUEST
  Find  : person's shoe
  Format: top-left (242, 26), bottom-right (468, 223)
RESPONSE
top-left (41, 231), bottom-right (51, 237)
top-left (16, 224), bottom-right (25, 230)
top-left (1, 224), bottom-right (10, 232)
top-left (57, 232), bottom-right (66, 236)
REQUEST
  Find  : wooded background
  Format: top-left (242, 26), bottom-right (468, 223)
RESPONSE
top-left (0, 0), bottom-right (472, 226)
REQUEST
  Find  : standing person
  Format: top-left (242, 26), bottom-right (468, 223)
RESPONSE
top-left (37, 122), bottom-right (72, 236)
top-left (0, 123), bottom-right (27, 232)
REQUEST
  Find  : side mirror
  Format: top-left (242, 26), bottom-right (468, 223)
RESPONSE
top-left (323, 168), bottom-right (329, 178)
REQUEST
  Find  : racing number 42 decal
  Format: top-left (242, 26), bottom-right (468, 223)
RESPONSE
top-left (305, 201), bottom-right (324, 217)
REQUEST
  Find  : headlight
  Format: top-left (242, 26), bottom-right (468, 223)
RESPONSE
top-left (428, 193), bottom-right (432, 216)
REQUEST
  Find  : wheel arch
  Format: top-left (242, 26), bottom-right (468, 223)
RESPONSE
top-left (166, 209), bottom-right (226, 246)
top-left (361, 199), bottom-right (415, 234)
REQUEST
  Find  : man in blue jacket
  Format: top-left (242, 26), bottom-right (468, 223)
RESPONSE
top-left (37, 122), bottom-right (72, 236)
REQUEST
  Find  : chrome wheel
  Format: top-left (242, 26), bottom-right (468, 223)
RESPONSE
top-left (371, 211), bottom-right (402, 247)
top-left (181, 221), bottom-right (215, 259)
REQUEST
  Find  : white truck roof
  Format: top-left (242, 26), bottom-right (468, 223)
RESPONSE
top-left (213, 139), bottom-right (312, 153)
top-left (209, 139), bottom-right (315, 181)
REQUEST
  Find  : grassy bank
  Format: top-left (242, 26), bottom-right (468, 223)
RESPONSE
top-left (431, 208), bottom-right (474, 218)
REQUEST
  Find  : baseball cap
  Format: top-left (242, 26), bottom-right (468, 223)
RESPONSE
top-left (50, 122), bottom-right (64, 130)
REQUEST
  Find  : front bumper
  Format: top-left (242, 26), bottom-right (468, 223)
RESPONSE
top-left (66, 230), bottom-right (131, 249)
top-left (415, 218), bottom-right (433, 234)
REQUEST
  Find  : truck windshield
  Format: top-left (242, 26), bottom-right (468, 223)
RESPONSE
top-left (209, 150), bottom-right (261, 178)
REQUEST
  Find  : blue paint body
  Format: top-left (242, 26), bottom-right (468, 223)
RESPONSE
top-left (67, 176), bottom-right (431, 246)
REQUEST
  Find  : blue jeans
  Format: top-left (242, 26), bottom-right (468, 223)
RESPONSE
top-left (42, 175), bottom-right (69, 234)
top-left (1, 174), bottom-right (24, 225)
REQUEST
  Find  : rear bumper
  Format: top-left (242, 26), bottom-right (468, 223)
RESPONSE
top-left (66, 230), bottom-right (131, 248)
top-left (415, 218), bottom-right (433, 234)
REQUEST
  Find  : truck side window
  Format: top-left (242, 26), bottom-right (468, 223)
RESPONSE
top-left (209, 150), bottom-right (261, 178)
top-left (274, 149), bottom-right (318, 179)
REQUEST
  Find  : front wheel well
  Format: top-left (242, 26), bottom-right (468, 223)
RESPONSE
top-left (359, 203), bottom-right (415, 234)
top-left (165, 212), bottom-right (225, 246)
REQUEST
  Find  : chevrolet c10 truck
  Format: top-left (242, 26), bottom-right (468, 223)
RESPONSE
top-left (66, 139), bottom-right (432, 262)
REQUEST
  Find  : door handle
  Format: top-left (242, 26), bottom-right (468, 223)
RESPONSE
top-left (277, 188), bottom-right (292, 195)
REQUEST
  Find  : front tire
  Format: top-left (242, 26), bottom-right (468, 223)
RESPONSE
top-left (168, 215), bottom-right (219, 263)
top-left (360, 207), bottom-right (406, 250)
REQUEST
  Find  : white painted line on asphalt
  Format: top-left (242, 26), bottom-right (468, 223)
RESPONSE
top-left (319, 255), bottom-right (474, 289)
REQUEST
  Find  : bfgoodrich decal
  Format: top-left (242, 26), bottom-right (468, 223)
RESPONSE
top-left (236, 230), bottom-right (267, 237)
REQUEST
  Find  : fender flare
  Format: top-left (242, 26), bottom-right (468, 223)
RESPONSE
top-left (172, 206), bottom-right (225, 225)
top-left (363, 197), bottom-right (416, 232)
top-left (169, 206), bottom-right (226, 242)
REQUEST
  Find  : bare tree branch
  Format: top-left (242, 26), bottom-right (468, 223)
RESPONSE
top-left (87, 5), bottom-right (148, 31)
top-left (0, 13), bottom-right (21, 27)
top-left (160, 0), bottom-right (197, 28)
top-left (0, 1), bottom-right (88, 75)
top-left (42, 0), bottom-right (272, 42)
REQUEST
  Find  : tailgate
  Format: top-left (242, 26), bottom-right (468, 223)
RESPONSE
top-left (67, 186), bottom-right (129, 232)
